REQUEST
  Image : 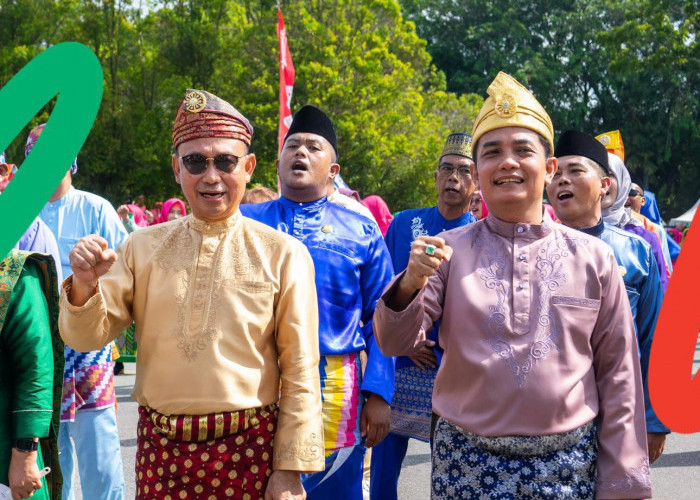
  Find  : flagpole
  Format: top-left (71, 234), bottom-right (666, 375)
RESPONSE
top-left (277, 4), bottom-right (295, 155)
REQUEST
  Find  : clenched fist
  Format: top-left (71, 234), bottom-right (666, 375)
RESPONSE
top-left (68, 234), bottom-right (118, 306)
top-left (391, 236), bottom-right (453, 310)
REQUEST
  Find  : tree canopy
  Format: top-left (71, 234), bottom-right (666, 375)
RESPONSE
top-left (1, 0), bottom-right (481, 212)
top-left (400, 0), bottom-right (699, 216)
top-left (1, 0), bottom-right (697, 217)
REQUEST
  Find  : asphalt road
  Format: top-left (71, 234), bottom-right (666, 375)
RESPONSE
top-left (70, 339), bottom-right (700, 499)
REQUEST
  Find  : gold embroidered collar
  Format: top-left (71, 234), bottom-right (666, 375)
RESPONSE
top-left (189, 212), bottom-right (242, 233)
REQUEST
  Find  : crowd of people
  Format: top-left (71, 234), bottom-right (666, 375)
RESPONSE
top-left (0, 70), bottom-right (690, 500)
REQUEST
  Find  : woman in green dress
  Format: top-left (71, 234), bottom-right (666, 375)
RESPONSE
top-left (0, 250), bottom-right (62, 500)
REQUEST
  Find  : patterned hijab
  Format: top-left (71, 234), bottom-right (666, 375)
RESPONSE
top-left (25, 123), bottom-right (78, 174)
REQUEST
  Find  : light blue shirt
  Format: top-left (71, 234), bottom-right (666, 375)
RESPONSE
top-left (39, 185), bottom-right (129, 419)
top-left (39, 186), bottom-right (127, 280)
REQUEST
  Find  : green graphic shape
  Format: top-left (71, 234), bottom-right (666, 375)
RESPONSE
top-left (0, 42), bottom-right (103, 258)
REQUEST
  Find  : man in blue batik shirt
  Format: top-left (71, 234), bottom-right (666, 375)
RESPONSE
top-left (369, 133), bottom-right (477, 500)
top-left (547, 130), bottom-right (669, 464)
top-left (241, 105), bottom-right (395, 500)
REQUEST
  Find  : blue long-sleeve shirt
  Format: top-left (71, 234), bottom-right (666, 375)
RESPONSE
top-left (241, 196), bottom-right (396, 404)
top-left (384, 206), bottom-right (476, 368)
top-left (580, 219), bottom-right (669, 433)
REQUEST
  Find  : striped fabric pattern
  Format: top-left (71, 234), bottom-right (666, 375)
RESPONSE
top-left (144, 404), bottom-right (278, 443)
top-left (319, 353), bottom-right (363, 454)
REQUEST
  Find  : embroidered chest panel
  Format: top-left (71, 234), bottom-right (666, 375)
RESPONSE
top-left (152, 227), bottom-right (278, 361)
top-left (469, 231), bottom-right (588, 387)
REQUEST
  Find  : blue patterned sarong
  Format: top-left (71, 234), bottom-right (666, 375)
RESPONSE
top-left (431, 418), bottom-right (597, 499)
top-left (390, 365), bottom-right (436, 442)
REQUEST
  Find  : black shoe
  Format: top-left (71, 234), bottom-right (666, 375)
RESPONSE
top-left (114, 361), bottom-right (125, 375)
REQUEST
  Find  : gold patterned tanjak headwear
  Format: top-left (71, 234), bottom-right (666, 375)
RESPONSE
top-left (172, 89), bottom-right (253, 148)
top-left (595, 130), bottom-right (625, 163)
top-left (440, 133), bottom-right (473, 159)
top-left (471, 72), bottom-right (554, 151)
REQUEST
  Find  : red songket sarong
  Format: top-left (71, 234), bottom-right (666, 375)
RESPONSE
top-left (136, 404), bottom-right (278, 500)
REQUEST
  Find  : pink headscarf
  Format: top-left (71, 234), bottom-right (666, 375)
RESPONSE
top-left (471, 191), bottom-right (488, 220)
top-left (477, 191), bottom-right (488, 220)
top-left (159, 198), bottom-right (187, 223)
top-left (362, 195), bottom-right (393, 237)
top-left (126, 204), bottom-right (149, 227)
top-left (543, 203), bottom-right (558, 223)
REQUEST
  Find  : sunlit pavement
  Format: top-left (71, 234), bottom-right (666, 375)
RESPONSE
top-left (72, 341), bottom-right (700, 499)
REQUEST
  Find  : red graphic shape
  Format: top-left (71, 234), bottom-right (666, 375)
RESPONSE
top-left (649, 210), bottom-right (700, 433)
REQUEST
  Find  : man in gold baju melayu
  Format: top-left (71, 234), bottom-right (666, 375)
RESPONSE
top-left (58, 89), bottom-right (324, 500)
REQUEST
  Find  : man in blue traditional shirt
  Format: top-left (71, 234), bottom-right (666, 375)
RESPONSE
top-left (240, 105), bottom-right (395, 500)
top-left (547, 130), bottom-right (669, 464)
top-left (27, 124), bottom-right (128, 500)
top-left (369, 133), bottom-right (477, 500)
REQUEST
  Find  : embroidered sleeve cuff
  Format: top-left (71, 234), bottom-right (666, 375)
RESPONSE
top-left (59, 278), bottom-right (109, 352)
top-left (596, 458), bottom-right (653, 499)
top-left (60, 277), bottom-right (103, 311)
top-left (272, 430), bottom-right (325, 473)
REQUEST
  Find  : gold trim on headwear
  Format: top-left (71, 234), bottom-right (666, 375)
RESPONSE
top-left (172, 89), bottom-right (254, 148)
top-left (184, 91), bottom-right (207, 113)
top-left (495, 93), bottom-right (518, 118)
top-left (595, 130), bottom-right (624, 162)
top-left (441, 133), bottom-right (473, 159)
top-left (471, 72), bottom-right (554, 151)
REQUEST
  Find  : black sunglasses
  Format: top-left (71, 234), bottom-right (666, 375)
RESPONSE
top-left (179, 153), bottom-right (242, 174)
top-left (628, 189), bottom-right (643, 197)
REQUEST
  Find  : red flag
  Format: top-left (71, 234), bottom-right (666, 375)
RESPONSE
top-left (277, 7), bottom-right (295, 154)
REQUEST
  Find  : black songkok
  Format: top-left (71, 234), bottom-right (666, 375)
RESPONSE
top-left (554, 130), bottom-right (610, 175)
top-left (285, 105), bottom-right (338, 157)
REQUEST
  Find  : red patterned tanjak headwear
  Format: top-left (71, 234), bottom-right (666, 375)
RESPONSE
top-left (172, 89), bottom-right (253, 148)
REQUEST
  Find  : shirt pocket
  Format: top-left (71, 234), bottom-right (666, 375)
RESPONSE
top-left (550, 296), bottom-right (601, 344)
top-left (230, 281), bottom-right (275, 331)
top-left (237, 281), bottom-right (273, 294)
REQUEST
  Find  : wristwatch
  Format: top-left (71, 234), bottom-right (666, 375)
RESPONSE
top-left (12, 438), bottom-right (39, 452)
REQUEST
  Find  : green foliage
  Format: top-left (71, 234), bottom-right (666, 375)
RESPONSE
top-left (1, 0), bottom-right (482, 212)
top-left (400, 0), bottom-right (699, 217)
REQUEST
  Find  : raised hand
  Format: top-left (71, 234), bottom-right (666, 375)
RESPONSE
top-left (403, 236), bottom-right (453, 291)
top-left (390, 236), bottom-right (453, 310)
top-left (68, 234), bottom-right (118, 306)
top-left (116, 204), bottom-right (131, 221)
